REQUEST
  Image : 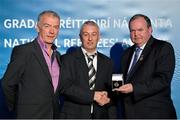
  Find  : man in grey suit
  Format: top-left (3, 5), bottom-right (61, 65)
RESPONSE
top-left (115, 14), bottom-right (177, 118)
top-left (60, 21), bottom-right (117, 119)
top-left (1, 10), bottom-right (62, 118)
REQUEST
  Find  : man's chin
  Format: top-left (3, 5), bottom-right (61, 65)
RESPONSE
top-left (45, 41), bottom-right (54, 45)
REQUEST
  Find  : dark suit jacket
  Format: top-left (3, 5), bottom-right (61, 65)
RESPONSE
top-left (121, 36), bottom-right (177, 118)
top-left (1, 39), bottom-right (62, 119)
top-left (59, 48), bottom-right (117, 119)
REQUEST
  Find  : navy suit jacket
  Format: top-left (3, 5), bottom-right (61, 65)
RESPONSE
top-left (121, 36), bottom-right (177, 118)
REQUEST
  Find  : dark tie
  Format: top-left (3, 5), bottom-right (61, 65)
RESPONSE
top-left (129, 47), bottom-right (141, 72)
top-left (87, 54), bottom-right (96, 90)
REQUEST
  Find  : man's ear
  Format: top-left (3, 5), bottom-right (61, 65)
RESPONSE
top-left (98, 33), bottom-right (101, 42)
top-left (79, 34), bottom-right (82, 40)
top-left (36, 23), bottom-right (40, 33)
top-left (149, 26), bottom-right (153, 34)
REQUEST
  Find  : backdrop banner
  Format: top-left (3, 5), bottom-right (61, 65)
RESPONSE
top-left (0, 0), bottom-right (179, 118)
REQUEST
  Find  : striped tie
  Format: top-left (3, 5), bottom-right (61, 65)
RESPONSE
top-left (87, 54), bottom-right (96, 90)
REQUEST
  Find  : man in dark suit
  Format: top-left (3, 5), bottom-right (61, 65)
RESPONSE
top-left (59, 21), bottom-right (117, 119)
top-left (114, 14), bottom-right (177, 118)
top-left (1, 10), bottom-right (62, 118)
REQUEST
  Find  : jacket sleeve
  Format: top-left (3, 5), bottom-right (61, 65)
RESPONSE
top-left (1, 46), bottom-right (26, 111)
top-left (107, 60), bottom-right (117, 118)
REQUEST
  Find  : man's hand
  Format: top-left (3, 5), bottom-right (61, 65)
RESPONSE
top-left (114, 83), bottom-right (133, 94)
top-left (94, 91), bottom-right (110, 106)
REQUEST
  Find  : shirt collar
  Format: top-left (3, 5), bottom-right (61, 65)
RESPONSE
top-left (81, 47), bottom-right (97, 57)
top-left (37, 36), bottom-right (57, 52)
top-left (136, 42), bottom-right (146, 50)
top-left (140, 43), bottom-right (146, 50)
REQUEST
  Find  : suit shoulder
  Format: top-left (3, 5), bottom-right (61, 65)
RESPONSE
top-left (122, 45), bottom-right (133, 55)
top-left (153, 39), bottom-right (174, 50)
top-left (98, 52), bottom-right (112, 62)
top-left (152, 37), bottom-right (170, 45)
top-left (13, 40), bottom-right (34, 50)
top-left (12, 41), bottom-right (34, 55)
top-left (61, 53), bottom-right (72, 60)
top-left (61, 48), bottom-right (79, 60)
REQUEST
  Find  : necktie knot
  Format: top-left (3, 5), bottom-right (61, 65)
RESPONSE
top-left (134, 46), bottom-right (142, 63)
top-left (135, 46), bottom-right (141, 53)
top-left (86, 54), bottom-right (96, 62)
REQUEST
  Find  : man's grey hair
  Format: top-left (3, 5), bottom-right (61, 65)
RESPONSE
top-left (79, 20), bottom-right (100, 36)
top-left (37, 10), bottom-right (60, 22)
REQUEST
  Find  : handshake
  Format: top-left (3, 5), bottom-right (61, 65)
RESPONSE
top-left (93, 91), bottom-right (110, 106)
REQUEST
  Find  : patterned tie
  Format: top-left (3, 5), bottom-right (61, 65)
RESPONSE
top-left (130, 47), bottom-right (141, 71)
top-left (87, 54), bottom-right (96, 90)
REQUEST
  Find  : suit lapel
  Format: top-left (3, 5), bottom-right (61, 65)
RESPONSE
top-left (123, 47), bottom-right (134, 81)
top-left (96, 52), bottom-right (103, 87)
top-left (56, 52), bottom-right (61, 66)
top-left (76, 49), bottom-right (89, 84)
top-left (127, 36), bottom-right (154, 81)
top-left (55, 52), bottom-right (62, 92)
top-left (31, 39), bottom-right (52, 83)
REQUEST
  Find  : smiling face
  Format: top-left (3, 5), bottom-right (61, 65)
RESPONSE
top-left (129, 17), bottom-right (152, 47)
top-left (80, 24), bottom-right (100, 53)
top-left (36, 13), bottom-right (60, 46)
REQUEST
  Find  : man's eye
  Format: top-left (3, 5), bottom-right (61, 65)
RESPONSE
top-left (83, 33), bottom-right (89, 36)
top-left (44, 25), bottom-right (49, 28)
top-left (138, 29), bottom-right (143, 32)
top-left (92, 33), bottom-right (97, 36)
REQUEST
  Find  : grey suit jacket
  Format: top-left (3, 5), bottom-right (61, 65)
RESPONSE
top-left (1, 39), bottom-right (62, 118)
